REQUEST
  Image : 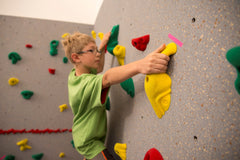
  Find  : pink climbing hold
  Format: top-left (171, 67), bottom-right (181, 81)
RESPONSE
top-left (168, 34), bottom-right (183, 47)
top-left (0, 155), bottom-right (6, 160)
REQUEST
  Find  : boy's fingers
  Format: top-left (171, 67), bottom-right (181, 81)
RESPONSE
top-left (154, 53), bottom-right (170, 62)
top-left (159, 53), bottom-right (170, 61)
top-left (154, 44), bottom-right (166, 53)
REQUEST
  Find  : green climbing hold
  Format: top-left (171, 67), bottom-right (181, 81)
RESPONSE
top-left (4, 155), bottom-right (15, 160)
top-left (49, 40), bottom-right (59, 56)
top-left (107, 25), bottom-right (119, 56)
top-left (120, 78), bottom-right (135, 98)
top-left (71, 140), bottom-right (75, 148)
top-left (21, 90), bottom-right (34, 99)
top-left (106, 97), bottom-right (110, 111)
top-left (8, 52), bottom-right (21, 64)
top-left (63, 57), bottom-right (68, 63)
top-left (226, 46), bottom-right (240, 94)
top-left (32, 153), bottom-right (44, 160)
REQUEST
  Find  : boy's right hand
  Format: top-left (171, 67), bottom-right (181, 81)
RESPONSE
top-left (138, 44), bottom-right (170, 74)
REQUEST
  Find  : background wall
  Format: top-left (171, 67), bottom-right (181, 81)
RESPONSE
top-left (95, 0), bottom-right (240, 160)
top-left (0, 0), bottom-right (240, 160)
top-left (0, 15), bottom-right (92, 159)
top-left (0, 0), bottom-right (103, 25)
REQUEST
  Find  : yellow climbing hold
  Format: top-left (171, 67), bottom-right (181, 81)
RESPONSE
top-left (59, 104), bottom-right (68, 112)
top-left (91, 30), bottom-right (96, 39)
top-left (161, 42), bottom-right (177, 56)
top-left (98, 32), bottom-right (104, 40)
top-left (16, 138), bottom-right (28, 146)
top-left (20, 144), bottom-right (32, 151)
top-left (59, 152), bottom-right (65, 158)
top-left (113, 45), bottom-right (125, 66)
top-left (8, 77), bottom-right (19, 86)
top-left (61, 33), bottom-right (69, 39)
top-left (144, 42), bottom-right (177, 119)
top-left (16, 138), bottom-right (32, 151)
top-left (114, 143), bottom-right (127, 160)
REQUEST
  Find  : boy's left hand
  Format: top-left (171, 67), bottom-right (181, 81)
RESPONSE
top-left (99, 32), bottom-right (111, 52)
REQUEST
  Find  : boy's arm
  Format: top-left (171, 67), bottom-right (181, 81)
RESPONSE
top-left (97, 32), bottom-right (111, 73)
top-left (102, 44), bottom-right (170, 89)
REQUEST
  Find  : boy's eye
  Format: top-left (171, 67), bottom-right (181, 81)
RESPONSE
top-left (88, 49), bottom-right (94, 53)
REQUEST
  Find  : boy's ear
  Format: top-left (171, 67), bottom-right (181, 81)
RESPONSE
top-left (71, 53), bottom-right (82, 63)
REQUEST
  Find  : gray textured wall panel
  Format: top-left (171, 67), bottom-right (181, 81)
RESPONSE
top-left (95, 0), bottom-right (240, 160)
top-left (0, 15), bottom-right (93, 159)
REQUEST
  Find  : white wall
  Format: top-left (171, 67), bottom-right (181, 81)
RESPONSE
top-left (0, 0), bottom-right (103, 25)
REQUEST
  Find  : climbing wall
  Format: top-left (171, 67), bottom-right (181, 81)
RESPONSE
top-left (0, 15), bottom-right (93, 159)
top-left (94, 0), bottom-right (240, 159)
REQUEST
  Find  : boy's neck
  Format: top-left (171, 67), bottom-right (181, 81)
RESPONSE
top-left (74, 65), bottom-right (91, 76)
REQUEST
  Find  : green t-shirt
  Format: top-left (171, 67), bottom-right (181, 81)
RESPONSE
top-left (68, 68), bottom-right (109, 159)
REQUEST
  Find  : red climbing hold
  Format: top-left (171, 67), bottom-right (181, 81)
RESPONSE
top-left (132, 34), bottom-right (150, 51)
top-left (144, 148), bottom-right (164, 160)
top-left (25, 44), bottom-right (32, 48)
top-left (62, 129), bottom-right (68, 132)
top-left (48, 68), bottom-right (55, 74)
top-left (0, 128), bottom-right (72, 134)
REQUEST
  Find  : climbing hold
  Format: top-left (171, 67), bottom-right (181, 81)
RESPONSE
top-left (98, 32), bottom-right (104, 40)
top-left (21, 90), bottom-right (34, 99)
top-left (50, 40), bottom-right (59, 48)
top-left (8, 52), bottom-right (21, 64)
top-left (226, 46), bottom-right (240, 94)
top-left (0, 128), bottom-right (71, 134)
top-left (16, 138), bottom-right (28, 146)
top-left (144, 42), bottom-right (177, 118)
top-left (113, 45), bottom-right (125, 66)
top-left (63, 57), bottom-right (68, 63)
top-left (91, 30), bottom-right (96, 39)
top-left (168, 34), bottom-right (183, 47)
top-left (49, 47), bottom-right (58, 56)
top-left (48, 68), bottom-right (56, 74)
top-left (144, 148), bottom-right (164, 160)
top-left (16, 138), bottom-right (32, 151)
top-left (106, 97), bottom-right (110, 111)
top-left (59, 152), bottom-right (65, 158)
top-left (194, 136), bottom-right (198, 141)
top-left (71, 140), bottom-right (75, 148)
top-left (114, 143), bottom-right (127, 160)
top-left (0, 155), bottom-right (6, 160)
top-left (192, 18), bottom-right (196, 23)
top-left (8, 77), bottom-right (19, 86)
top-left (120, 78), bottom-right (135, 98)
top-left (131, 34), bottom-right (150, 51)
top-left (19, 144), bottom-right (32, 151)
top-left (59, 104), bottom-right (68, 112)
top-left (32, 153), bottom-right (44, 160)
top-left (25, 44), bottom-right (32, 48)
top-left (61, 33), bottom-right (69, 38)
top-left (49, 40), bottom-right (59, 56)
top-left (4, 155), bottom-right (15, 160)
top-left (107, 25), bottom-right (119, 55)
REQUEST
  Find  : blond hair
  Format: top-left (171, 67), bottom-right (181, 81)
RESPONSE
top-left (61, 32), bottom-right (95, 63)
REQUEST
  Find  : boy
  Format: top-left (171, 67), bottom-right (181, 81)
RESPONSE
top-left (62, 32), bottom-right (170, 160)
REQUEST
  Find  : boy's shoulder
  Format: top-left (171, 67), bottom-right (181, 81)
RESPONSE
top-left (68, 68), bottom-right (103, 84)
